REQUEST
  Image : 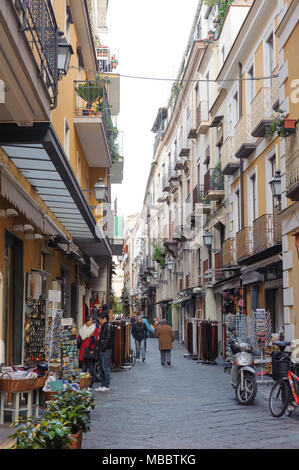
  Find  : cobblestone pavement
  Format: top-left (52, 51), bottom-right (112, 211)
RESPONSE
top-left (83, 338), bottom-right (299, 449)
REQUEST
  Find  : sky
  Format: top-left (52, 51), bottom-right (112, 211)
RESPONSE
top-left (106, 0), bottom-right (199, 219)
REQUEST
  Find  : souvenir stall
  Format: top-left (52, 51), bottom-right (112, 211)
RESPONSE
top-left (185, 318), bottom-right (219, 364)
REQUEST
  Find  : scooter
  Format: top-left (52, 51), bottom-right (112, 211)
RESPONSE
top-left (224, 327), bottom-right (257, 405)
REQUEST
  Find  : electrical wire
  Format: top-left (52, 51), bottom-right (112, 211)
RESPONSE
top-left (69, 66), bottom-right (278, 83)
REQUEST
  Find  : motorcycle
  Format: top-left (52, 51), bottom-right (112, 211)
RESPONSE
top-left (224, 326), bottom-right (257, 405)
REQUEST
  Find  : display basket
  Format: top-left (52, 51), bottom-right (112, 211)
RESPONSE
top-left (34, 372), bottom-right (49, 390)
top-left (271, 356), bottom-right (290, 381)
top-left (79, 376), bottom-right (91, 389)
top-left (0, 372), bottom-right (39, 392)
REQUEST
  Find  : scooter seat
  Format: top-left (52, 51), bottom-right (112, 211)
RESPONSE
top-left (272, 341), bottom-right (291, 351)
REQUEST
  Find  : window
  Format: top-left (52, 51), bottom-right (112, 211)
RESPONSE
top-left (250, 173), bottom-right (257, 222)
top-left (64, 119), bottom-right (70, 159)
top-left (236, 189), bottom-right (241, 232)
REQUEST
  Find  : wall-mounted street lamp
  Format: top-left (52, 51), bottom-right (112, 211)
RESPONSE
top-left (153, 271), bottom-right (159, 280)
top-left (167, 258), bottom-right (175, 271)
top-left (269, 170), bottom-right (282, 208)
top-left (57, 30), bottom-right (74, 79)
top-left (83, 178), bottom-right (108, 208)
top-left (203, 230), bottom-right (213, 247)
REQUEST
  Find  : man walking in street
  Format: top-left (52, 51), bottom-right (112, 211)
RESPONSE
top-left (95, 313), bottom-right (114, 392)
top-left (156, 319), bottom-right (175, 366)
top-left (132, 315), bottom-right (148, 362)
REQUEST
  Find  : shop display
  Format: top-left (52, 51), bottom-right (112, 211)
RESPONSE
top-left (45, 309), bottom-right (63, 364)
top-left (224, 313), bottom-right (248, 362)
top-left (185, 319), bottom-right (218, 364)
top-left (60, 321), bottom-right (80, 384)
top-left (24, 299), bottom-right (47, 363)
top-left (111, 319), bottom-right (132, 368)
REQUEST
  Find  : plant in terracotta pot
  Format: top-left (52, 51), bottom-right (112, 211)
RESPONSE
top-left (9, 417), bottom-right (73, 449)
top-left (75, 80), bottom-right (104, 116)
top-left (45, 387), bottom-right (96, 449)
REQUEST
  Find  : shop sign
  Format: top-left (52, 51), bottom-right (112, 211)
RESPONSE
top-left (61, 318), bottom-right (73, 327)
top-left (49, 290), bottom-right (61, 303)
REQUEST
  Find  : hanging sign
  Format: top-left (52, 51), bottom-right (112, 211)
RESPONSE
top-left (49, 290), bottom-right (61, 303)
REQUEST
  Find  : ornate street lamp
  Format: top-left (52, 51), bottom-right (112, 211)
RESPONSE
top-left (57, 30), bottom-right (74, 78)
top-left (93, 178), bottom-right (108, 203)
top-left (203, 230), bottom-right (213, 247)
top-left (167, 258), bottom-right (174, 271)
top-left (269, 170), bottom-right (282, 205)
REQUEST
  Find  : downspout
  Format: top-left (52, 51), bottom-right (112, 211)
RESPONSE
top-left (239, 62), bottom-right (245, 230)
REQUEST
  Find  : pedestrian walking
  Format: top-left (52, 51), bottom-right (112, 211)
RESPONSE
top-left (132, 315), bottom-right (148, 362)
top-left (77, 316), bottom-right (100, 387)
top-left (95, 313), bottom-right (114, 392)
top-left (141, 314), bottom-right (155, 350)
top-left (156, 319), bottom-right (175, 366)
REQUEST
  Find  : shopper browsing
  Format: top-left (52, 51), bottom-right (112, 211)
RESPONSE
top-left (95, 313), bottom-right (114, 392)
top-left (77, 316), bottom-right (100, 387)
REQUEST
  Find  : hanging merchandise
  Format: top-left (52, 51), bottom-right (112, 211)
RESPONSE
top-left (60, 320), bottom-right (80, 384)
top-left (248, 309), bottom-right (273, 383)
top-left (45, 309), bottom-right (63, 367)
top-left (111, 319), bottom-right (132, 369)
top-left (224, 313), bottom-right (248, 363)
top-left (24, 299), bottom-right (47, 363)
top-left (185, 318), bottom-right (218, 364)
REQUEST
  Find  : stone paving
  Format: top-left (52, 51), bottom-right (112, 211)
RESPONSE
top-left (83, 338), bottom-right (299, 449)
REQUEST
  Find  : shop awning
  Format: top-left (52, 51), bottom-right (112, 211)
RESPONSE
top-left (0, 122), bottom-right (111, 256)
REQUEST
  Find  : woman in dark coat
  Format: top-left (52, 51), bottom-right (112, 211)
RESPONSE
top-left (132, 315), bottom-right (148, 362)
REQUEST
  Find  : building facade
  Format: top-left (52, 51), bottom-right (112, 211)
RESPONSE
top-left (125, 0), bottom-right (299, 351)
top-left (0, 0), bottom-right (123, 365)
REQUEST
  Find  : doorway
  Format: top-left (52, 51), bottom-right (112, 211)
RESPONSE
top-left (4, 231), bottom-right (24, 364)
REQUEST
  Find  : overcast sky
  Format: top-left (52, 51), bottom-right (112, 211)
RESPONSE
top-left (107, 0), bottom-right (199, 219)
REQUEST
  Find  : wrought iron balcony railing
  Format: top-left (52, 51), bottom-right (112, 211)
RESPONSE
top-left (204, 168), bottom-right (224, 199)
top-left (253, 214), bottom-right (274, 253)
top-left (222, 238), bottom-right (236, 267)
top-left (236, 227), bottom-right (253, 261)
top-left (196, 101), bottom-right (210, 133)
top-left (221, 136), bottom-right (239, 175)
top-left (18, 0), bottom-right (58, 109)
top-left (251, 86), bottom-right (278, 137)
top-left (285, 125), bottom-right (299, 201)
top-left (234, 115), bottom-right (256, 158)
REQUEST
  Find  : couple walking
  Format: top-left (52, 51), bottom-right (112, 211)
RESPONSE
top-left (132, 315), bottom-right (175, 366)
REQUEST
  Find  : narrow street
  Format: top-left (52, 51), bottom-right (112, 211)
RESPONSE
top-left (83, 339), bottom-right (299, 450)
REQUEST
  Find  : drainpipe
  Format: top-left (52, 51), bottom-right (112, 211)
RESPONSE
top-left (239, 62), bottom-right (245, 230)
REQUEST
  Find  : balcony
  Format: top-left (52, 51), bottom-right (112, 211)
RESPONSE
top-left (178, 134), bottom-right (190, 158)
top-left (285, 124), bottom-right (299, 201)
top-left (187, 110), bottom-right (197, 139)
top-left (236, 227), bottom-right (253, 261)
top-left (272, 65), bottom-right (280, 111)
top-left (222, 238), bottom-right (236, 267)
top-left (96, 45), bottom-right (120, 116)
top-left (174, 153), bottom-right (184, 170)
top-left (253, 214), bottom-right (274, 253)
top-left (162, 175), bottom-right (170, 192)
top-left (192, 185), bottom-right (211, 214)
top-left (253, 213), bottom-right (282, 253)
top-left (234, 115), bottom-right (256, 158)
top-left (74, 80), bottom-right (113, 168)
top-left (196, 101), bottom-right (210, 134)
top-left (0, 0), bottom-right (58, 124)
top-left (221, 137), bottom-right (239, 175)
top-left (251, 86), bottom-right (278, 137)
top-left (216, 125), bottom-right (223, 147)
top-left (204, 168), bottom-right (224, 201)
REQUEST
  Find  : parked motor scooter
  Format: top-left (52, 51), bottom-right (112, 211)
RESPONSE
top-left (224, 326), bottom-right (257, 405)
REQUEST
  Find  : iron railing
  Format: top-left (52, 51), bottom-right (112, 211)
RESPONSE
top-left (196, 101), bottom-right (209, 127)
top-left (18, 0), bottom-right (58, 109)
top-left (193, 185), bottom-right (210, 208)
top-left (204, 168), bottom-right (224, 195)
top-left (253, 214), bottom-right (273, 253)
top-left (222, 238), bottom-right (236, 267)
top-left (236, 227), bottom-right (253, 260)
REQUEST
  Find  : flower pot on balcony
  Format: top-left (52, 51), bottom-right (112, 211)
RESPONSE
top-left (283, 119), bottom-right (296, 133)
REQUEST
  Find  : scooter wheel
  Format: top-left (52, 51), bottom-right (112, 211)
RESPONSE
top-left (236, 374), bottom-right (257, 405)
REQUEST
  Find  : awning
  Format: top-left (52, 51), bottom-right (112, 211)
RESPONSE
top-left (0, 122), bottom-right (111, 256)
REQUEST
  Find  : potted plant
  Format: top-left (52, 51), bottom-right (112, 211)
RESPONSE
top-left (265, 110), bottom-right (296, 139)
top-left (152, 243), bottom-right (167, 267)
top-left (45, 388), bottom-right (96, 449)
top-left (9, 417), bottom-right (74, 449)
top-left (75, 81), bottom-right (103, 116)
